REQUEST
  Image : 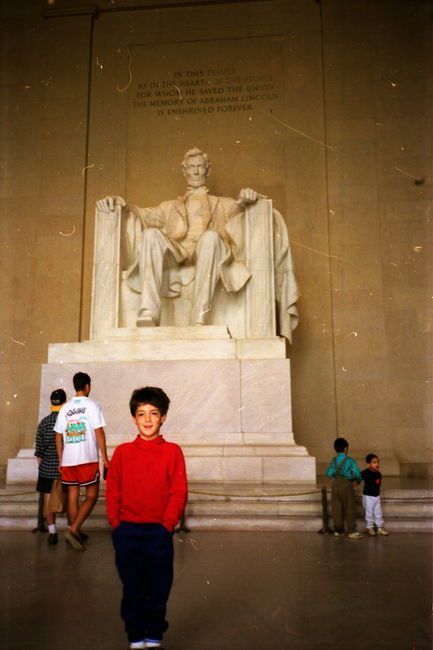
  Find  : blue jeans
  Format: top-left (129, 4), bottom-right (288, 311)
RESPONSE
top-left (112, 521), bottom-right (174, 642)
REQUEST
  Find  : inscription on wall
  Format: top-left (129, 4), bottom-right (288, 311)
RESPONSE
top-left (132, 66), bottom-right (279, 117)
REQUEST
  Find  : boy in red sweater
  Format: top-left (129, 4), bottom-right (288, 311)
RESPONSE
top-left (106, 387), bottom-right (188, 650)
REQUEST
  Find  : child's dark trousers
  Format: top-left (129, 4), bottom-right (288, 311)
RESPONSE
top-left (112, 521), bottom-right (174, 643)
top-left (331, 477), bottom-right (356, 534)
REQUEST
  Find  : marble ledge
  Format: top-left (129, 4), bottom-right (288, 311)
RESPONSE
top-left (103, 325), bottom-right (230, 340)
top-left (185, 456), bottom-right (316, 483)
top-left (184, 445), bottom-right (310, 457)
top-left (48, 335), bottom-right (286, 362)
top-left (263, 457), bottom-right (316, 483)
top-left (157, 432), bottom-right (299, 446)
top-left (6, 444), bottom-right (316, 484)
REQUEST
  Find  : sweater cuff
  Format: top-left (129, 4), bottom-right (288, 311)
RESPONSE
top-left (162, 521), bottom-right (173, 532)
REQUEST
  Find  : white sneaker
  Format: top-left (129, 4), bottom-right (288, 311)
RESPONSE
top-left (129, 642), bottom-right (146, 649)
top-left (333, 531), bottom-right (344, 537)
top-left (347, 531), bottom-right (363, 539)
top-left (145, 640), bottom-right (162, 648)
top-left (367, 528), bottom-right (376, 536)
top-left (377, 527), bottom-right (390, 536)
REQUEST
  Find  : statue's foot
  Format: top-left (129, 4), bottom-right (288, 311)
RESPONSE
top-left (190, 307), bottom-right (210, 327)
top-left (136, 310), bottom-right (157, 327)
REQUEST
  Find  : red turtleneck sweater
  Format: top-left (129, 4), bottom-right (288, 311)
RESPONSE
top-left (105, 435), bottom-right (188, 531)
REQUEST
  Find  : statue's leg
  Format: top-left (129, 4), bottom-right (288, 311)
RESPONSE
top-left (190, 230), bottom-right (226, 325)
top-left (137, 228), bottom-right (177, 327)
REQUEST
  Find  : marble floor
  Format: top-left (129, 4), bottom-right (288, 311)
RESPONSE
top-left (0, 530), bottom-right (431, 650)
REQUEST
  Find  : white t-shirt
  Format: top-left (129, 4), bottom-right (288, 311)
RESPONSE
top-left (54, 396), bottom-right (106, 467)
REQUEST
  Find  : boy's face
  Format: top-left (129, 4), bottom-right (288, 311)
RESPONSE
top-left (368, 457), bottom-right (380, 471)
top-left (133, 403), bottom-right (166, 441)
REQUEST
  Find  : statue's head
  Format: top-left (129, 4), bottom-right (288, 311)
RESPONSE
top-left (181, 147), bottom-right (211, 188)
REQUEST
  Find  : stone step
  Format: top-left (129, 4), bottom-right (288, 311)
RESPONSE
top-left (183, 515), bottom-right (433, 532)
top-left (0, 497), bottom-right (430, 520)
top-left (0, 484), bottom-right (431, 532)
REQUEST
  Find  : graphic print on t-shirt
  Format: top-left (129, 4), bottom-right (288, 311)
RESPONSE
top-left (65, 417), bottom-right (88, 443)
top-left (65, 404), bottom-right (89, 445)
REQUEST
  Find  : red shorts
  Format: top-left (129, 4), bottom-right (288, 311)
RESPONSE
top-left (61, 462), bottom-right (100, 486)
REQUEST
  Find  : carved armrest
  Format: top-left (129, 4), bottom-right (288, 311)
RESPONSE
top-left (90, 205), bottom-right (123, 338)
top-left (244, 198), bottom-right (276, 338)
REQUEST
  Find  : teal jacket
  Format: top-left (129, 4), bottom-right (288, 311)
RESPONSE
top-left (326, 452), bottom-right (362, 484)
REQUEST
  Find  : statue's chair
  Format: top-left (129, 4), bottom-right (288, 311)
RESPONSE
top-left (90, 198), bottom-right (278, 341)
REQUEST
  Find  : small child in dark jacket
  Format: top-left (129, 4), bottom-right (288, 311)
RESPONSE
top-left (361, 454), bottom-right (390, 536)
top-left (106, 386), bottom-right (188, 650)
top-left (326, 437), bottom-right (363, 538)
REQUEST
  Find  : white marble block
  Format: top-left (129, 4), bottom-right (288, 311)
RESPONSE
top-left (6, 450), bottom-right (39, 484)
top-left (8, 334), bottom-right (315, 485)
top-left (27, 357), bottom-right (315, 484)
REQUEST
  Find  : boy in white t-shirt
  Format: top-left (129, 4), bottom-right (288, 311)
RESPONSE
top-left (55, 372), bottom-right (109, 550)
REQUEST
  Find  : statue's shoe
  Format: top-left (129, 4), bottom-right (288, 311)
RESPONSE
top-left (136, 311), bottom-right (156, 327)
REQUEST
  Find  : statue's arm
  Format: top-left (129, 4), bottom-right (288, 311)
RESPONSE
top-left (96, 195), bottom-right (164, 228)
top-left (132, 204), bottom-right (166, 229)
top-left (121, 203), bottom-right (165, 269)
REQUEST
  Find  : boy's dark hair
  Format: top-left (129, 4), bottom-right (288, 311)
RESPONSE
top-left (334, 437), bottom-right (349, 453)
top-left (129, 387), bottom-right (170, 417)
top-left (366, 453), bottom-right (378, 464)
top-left (73, 372), bottom-right (91, 392)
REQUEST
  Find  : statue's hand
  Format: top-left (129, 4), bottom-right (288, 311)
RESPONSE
top-left (236, 187), bottom-right (266, 207)
top-left (96, 196), bottom-right (127, 213)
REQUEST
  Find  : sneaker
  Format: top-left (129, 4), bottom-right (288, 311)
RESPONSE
top-left (64, 529), bottom-right (85, 551)
top-left (367, 528), bottom-right (376, 536)
top-left (347, 532), bottom-right (363, 539)
top-left (145, 641), bottom-right (163, 648)
top-left (377, 527), bottom-right (390, 536)
top-left (129, 643), bottom-right (146, 649)
top-left (333, 531), bottom-right (344, 537)
top-left (47, 533), bottom-right (58, 545)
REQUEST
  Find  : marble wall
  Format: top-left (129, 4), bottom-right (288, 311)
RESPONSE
top-left (1, 0), bottom-right (431, 477)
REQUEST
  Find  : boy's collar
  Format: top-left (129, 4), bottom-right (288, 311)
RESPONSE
top-left (134, 434), bottom-right (165, 444)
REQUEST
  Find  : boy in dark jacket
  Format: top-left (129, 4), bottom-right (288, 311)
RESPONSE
top-left (34, 388), bottom-right (67, 544)
top-left (106, 387), bottom-right (188, 650)
top-left (361, 453), bottom-right (390, 536)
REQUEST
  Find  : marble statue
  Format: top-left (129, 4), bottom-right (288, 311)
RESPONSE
top-left (96, 147), bottom-right (299, 341)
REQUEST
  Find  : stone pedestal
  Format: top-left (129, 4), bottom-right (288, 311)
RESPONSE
top-left (6, 449), bottom-right (39, 485)
top-left (7, 328), bottom-right (316, 485)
